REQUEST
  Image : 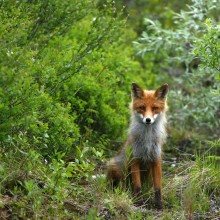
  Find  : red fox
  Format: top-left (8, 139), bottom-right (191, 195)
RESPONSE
top-left (107, 83), bottom-right (169, 209)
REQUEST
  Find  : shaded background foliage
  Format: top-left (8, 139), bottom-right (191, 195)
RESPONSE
top-left (135, 0), bottom-right (220, 140)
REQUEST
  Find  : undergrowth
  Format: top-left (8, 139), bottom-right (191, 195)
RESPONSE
top-left (0, 139), bottom-right (219, 219)
top-left (89, 140), bottom-right (220, 220)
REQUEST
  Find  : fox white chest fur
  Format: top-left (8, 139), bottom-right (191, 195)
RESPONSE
top-left (128, 112), bottom-right (167, 161)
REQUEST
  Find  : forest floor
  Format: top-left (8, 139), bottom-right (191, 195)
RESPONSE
top-left (0, 139), bottom-right (219, 219)
top-left (80, 139), bottom-right (220, 220)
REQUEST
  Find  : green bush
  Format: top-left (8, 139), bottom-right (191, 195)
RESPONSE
top-left (0, 0), bottom-right (146, 158)
top-left (0, 1), bottom-right (147, 217)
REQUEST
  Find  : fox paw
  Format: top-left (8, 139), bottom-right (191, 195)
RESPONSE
top-left (134, 198), bottom-right (145, 207)
top-left (133, 188), bottom-right (145, 207)
top-left (155, 188), bottom-right (163, 209)
top-left (155, 200), bottom-right (163, 210)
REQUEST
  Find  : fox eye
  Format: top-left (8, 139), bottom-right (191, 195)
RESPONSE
top-left (139, 105), bottom-right (145, 111)
top-left (152, 106), bottom-right (159, 111)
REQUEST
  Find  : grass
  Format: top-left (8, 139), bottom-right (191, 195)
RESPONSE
top-left (0, 140), bottom-right (219, 219)
top-left (84, 141), bottom-right (220, 220)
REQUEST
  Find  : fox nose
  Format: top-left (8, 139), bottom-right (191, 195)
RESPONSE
top-left (145, 118), bottom-right (151, 124)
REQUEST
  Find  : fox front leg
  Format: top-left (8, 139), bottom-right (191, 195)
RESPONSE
top-left (151, 159), bottom-right (163, 209)
top-left (130, 159), bottom-right (143, 206)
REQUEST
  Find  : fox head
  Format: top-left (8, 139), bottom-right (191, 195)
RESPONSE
top-left (131, 83), bottom-right (169, 125)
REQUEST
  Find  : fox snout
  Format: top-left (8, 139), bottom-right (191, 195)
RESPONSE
top-left (145, 117), bottom-right (151, 124)
top-left (142, 114), bottom-right (159, 125)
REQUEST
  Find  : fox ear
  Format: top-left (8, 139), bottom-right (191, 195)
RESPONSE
top-left (155, 83), bottom-right (169, 99)
top-left (131, 83), bottom-right (144, 99)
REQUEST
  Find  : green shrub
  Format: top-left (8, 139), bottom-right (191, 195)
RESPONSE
top-left (0, 0), bottom-right (146, 158)
top-left (0, 1), bottom-right (147, 217)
